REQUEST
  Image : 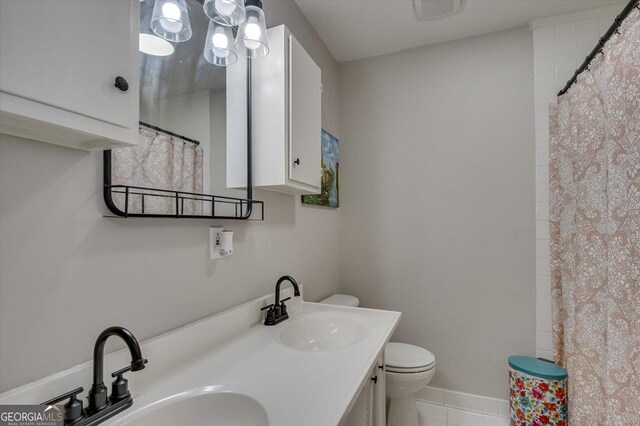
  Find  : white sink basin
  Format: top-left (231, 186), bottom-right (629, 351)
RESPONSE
top-left (122, 391), bottom-right (268, 426)
top-left (279, 312), bottom-right (367, 352)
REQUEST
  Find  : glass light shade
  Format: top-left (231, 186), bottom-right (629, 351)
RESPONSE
top-left (235, 4), bottom-right (269, 58)
top-left (139, 33), bottom-right (175, 56)
top-left (203, 0), bottom-right (246, 27)
top-left (151, 0), bottom-right (192, 43)
top-left (203, 21), bottom-right (238, 66)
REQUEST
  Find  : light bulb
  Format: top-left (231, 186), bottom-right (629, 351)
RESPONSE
top-left (243, 22), bottom-right (262, 50)
top-left (214, 0), bottom-right (237, 17)
top-left (212, 29), bottom-right (228, 49)
top-left (160, 1), bottom-right (183, 33)
top-left (162, 2), bottom-right (180, 19)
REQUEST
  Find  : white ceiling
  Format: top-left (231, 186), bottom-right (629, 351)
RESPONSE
top-left (294, 0), bottom-right (625, 62)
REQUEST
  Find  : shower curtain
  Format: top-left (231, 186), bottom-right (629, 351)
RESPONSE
top-left (549, 6), bottom-right (640, 425)
top-left (112, 128), bottom-right (204, 214)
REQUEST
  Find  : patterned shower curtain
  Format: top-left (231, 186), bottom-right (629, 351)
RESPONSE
top-left (549, 6), bottom-right (640, 425)
top-left (112, 128), bottom-right (204, 214)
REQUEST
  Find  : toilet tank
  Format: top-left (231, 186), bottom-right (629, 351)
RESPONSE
top-left (320, 294), bottom-right (360, 307)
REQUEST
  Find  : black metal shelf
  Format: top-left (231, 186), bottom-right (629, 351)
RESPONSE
top-left (104, 184), bottom-right (263, 220)
top-left (104, 147), bottom-right (262, 220)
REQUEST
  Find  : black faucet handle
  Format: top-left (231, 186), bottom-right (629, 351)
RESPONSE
top-left (110, 359), bottom-right (147, 402)
top-left (42, 387), bottom-right (84, 424)
top-left (111, 359), bottom-right (148, 378)
top-left (280, 297), bottom-right (292, 316)
top-left (42, 387), bottom-right (84, 406)
top-left (261, 304), bottom-right (278, 325)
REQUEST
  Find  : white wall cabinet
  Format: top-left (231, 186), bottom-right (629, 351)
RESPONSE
top-left (0, 0), bottom-right (139, 150)
top-left (228, 25), bottom-right (321, 194)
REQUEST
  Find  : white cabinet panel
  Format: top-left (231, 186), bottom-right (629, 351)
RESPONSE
top-left (342, 355), bottom-right (385, 426)
top-left (289, 35), bottom-right (321, 189)
top-left (226, 54), bottom-right (249, 189)
top-left (237, 25), bottom-right (322, 195)
top-left (343, 377), bottom-right (373, 426)
top-left (0, 0), bottom-right (139, 149)
top-left (373, 356), bottom-right (386, 426)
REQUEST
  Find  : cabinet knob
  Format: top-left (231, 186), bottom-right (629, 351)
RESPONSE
top-left (293, 158), bottom-right (300, 166)
top-left (114, 76), bottom-right (129, 92)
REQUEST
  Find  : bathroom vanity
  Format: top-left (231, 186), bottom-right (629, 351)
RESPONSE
top-left (0, 291), bottom-right (400, 426)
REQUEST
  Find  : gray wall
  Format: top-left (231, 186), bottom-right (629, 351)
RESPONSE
top-left (0, 0), bottom-right (340, 392)
top-left (338, 26), bottom-right (536, 399)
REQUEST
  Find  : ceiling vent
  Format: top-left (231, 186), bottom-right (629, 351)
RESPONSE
top-left (413, 0), bottom-right (464, 21)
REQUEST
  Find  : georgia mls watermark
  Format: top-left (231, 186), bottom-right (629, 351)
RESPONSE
top-left (0, 405), bottom-right (63, 426)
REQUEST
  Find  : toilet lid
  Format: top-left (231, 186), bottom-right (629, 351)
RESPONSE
top-left (320, 294), bottom-right (360, 307)
top-left (386, 343), bottom-right (435, 371)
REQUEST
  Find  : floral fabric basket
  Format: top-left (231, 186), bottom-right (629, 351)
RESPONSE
top-left (508, 356), bottom-right (568, 426)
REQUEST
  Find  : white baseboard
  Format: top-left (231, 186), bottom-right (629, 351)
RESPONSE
top-left (416, 386), bottom-right (510, 426)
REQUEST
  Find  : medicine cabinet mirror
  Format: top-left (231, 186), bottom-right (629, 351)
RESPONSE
top-left (104, 0), bottom-right (262, 220)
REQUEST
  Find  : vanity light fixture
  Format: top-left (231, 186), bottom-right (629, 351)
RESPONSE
top-left (203, 0), bottom-right (246, 27)
top-left (203, 20), bottom-right (238, 66)
top-left (235, 0), bottom-right (269, 58)
top-left (145, 0), bottom-right (270, 65)
top-left (151, 0), bottom-right (192, 42)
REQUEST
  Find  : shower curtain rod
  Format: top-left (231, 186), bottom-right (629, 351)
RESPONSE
top-left (139, 121), bottom-right (200, 146)
top-left (558, 0), bottom-right (639, 96)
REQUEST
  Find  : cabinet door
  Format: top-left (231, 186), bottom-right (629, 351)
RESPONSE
top-left (373, 357), bottom-right (386, 426)
top-left (0, 0), bottom-right (137, 129)
top-left (343, 376), bottom-right (374, 426)
top-left (288, 35), bottom-right (321, 189)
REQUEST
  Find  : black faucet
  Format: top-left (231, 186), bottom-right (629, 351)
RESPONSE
top-left (89, 326), bottom-right (146, 413)
top-left (261, 275), bottom-right (301, 326)
top-left (42, 326), bottom-right (147, 426)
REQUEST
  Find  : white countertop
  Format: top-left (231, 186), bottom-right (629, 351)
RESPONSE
top-left (1, 292), bottom-right (401, 426)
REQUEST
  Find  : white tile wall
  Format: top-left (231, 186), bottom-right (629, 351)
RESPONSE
top-left (417, 386), bottom-right (510, 426)
top-left (530, 4), bottom-right (623, 359)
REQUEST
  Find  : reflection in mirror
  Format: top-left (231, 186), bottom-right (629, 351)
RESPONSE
top-left (109, 0), bottom-right (250, 218)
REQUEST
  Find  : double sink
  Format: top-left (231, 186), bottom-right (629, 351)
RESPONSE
top-left (1, 292), bottom-right (399, 426)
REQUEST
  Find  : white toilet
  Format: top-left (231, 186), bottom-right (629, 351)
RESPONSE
top-left (385, 342), bottom-right (436, 426)
top-left (320, 294), bottom-right (436, 426)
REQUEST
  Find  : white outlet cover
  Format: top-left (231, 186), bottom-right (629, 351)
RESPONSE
top-left (210, 227), bottom-right (224, 259)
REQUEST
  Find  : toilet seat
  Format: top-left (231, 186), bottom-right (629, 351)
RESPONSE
top-left (386, 363), bottom-right (435, 374)
top-left (386, 343), bottom-right (436, 373)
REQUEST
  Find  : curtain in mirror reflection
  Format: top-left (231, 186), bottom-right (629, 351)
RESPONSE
top-left (112, 128), bottom-right (204, 214)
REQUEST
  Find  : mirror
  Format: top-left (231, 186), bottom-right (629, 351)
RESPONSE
top-left (104, 0), bottom-right (257, 219)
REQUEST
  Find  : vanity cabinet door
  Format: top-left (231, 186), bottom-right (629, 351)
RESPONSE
top-left (343, 375), bottom-right (374, 426)
top-left (0, 0), bottom-right (139, 149)
top-left (288, 35), bottom-right (321, 189)
top-left (342, 355), bottom-right (387, 426)
top-left (372, 356), bottom-right (386, 426)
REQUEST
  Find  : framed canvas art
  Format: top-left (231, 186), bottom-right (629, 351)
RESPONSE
top-left (302, 129), bottom-right (339, 208)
